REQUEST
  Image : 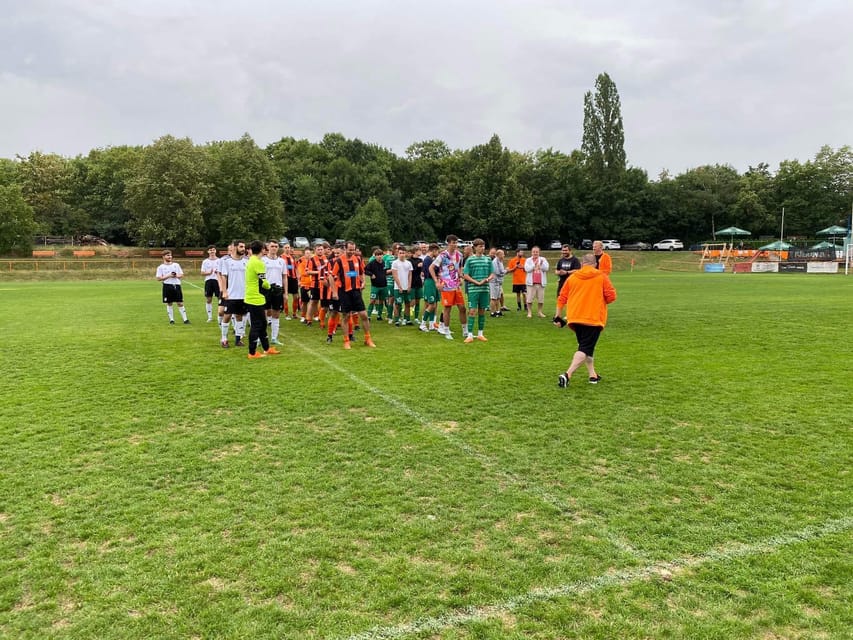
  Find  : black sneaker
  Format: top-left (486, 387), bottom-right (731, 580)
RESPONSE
top-left (558, 373), bottom-right (569, 388)
top-left (183, 319), bottom-right (190, 324)
top-left (169, 320), bottom-right (175, 324)
top-left (589, 375), bottom-right (602, 384)
top-left (235, 337), bottom-right (244, 347)
top-left (326, 335), bottom-right (333, 344)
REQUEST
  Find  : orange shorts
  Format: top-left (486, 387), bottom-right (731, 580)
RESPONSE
top-left (441, 289), bottom-right (465, 307)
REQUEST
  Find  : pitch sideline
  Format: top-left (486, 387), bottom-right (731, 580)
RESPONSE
top-left (338, 516), bottom-right (852, 640)
top-left (292, 336), bottom-right (648, 561)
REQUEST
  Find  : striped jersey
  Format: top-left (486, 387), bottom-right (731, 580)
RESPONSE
top-left (463, 254), bottom-right (493, 292)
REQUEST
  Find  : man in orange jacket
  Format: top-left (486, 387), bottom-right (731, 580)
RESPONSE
top-left (553, 253), bottom-right (616, 388)
top-left (592, 240), bottom-right (612, 274)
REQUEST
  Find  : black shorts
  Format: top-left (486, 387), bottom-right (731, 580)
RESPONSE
top-left (570, 323), bottom-right (603, 357)
top-left (512, 283), bottom-right (527, 294)
top-left (286, 277), bottom-right (299, 295)
top-left (265, 289), bottom-right (284, 312)
top-left (327, 298), bottom-right (342, 313)
top-left (339, 289), bottom-right (366, 314)
top-left (309, 286), bottom-right (321, 301)
top-left (320, 294), bottom-right (332, 309)
top-left (204, 279), bottom-right (220, 298)
top-left (224, 299), bottom-right (247, 316)
top-left (300, 288), bottom-right (312, 304)
top-left (162, 283), bottom-right (183, 304)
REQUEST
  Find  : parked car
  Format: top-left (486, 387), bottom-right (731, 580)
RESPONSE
top-left (622, 241), bottom-right (651, 251)
top-left (278, 236), bottom-right (290, 246)
top-left (601, 240), bottom-right (621, 250)
top-left (292, 236), bottom-right (310, 249)
top-left (457, 239), bottom-right (473, 248)
top-left (653, 239), bottom-right (684, 251)
top-left (516, 241), bottom-right (529, 250)
top-left (549, 240), bottom-right (563, 250)
top-left (312, 237), bottom-right (327, 247)
top-left (580, 239), bottom-right (593, 250)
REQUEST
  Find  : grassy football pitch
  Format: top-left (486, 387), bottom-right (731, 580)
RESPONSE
top-left (1, 272), bottom-right (851, 639)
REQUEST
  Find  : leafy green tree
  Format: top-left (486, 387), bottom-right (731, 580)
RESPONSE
top-left (672, 165), bottom-right (741, 240)
top-left (581, 72), bottom-right (626, 179)
top-left (732, 163), bottom-right (776, 236)
top-left (460, 134), bottom-right (534, 245)
top-left (0, 158), bottom-right (18, 187)
top-left (16, 151), bottom-right (83, 235)
top-left (203, 134), bottom-right (283, 244)
top-left (68, 146), bottom-right (141, 244)
top-left (520, 149), bottom-right (588, 243)
top-left (344, 196), bottom-right (391, 249)
top-left (0, 184), bottom-right (37, 254)
top-left (397, 140), bottom-right (461, 241)
top-left (267, 136), bottom-right (330, 236)
top-left (125, 135), bottom-right (207, 246)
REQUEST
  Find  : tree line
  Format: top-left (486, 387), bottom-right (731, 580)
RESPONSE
top-left (1, 73), bottom-right (850, 254)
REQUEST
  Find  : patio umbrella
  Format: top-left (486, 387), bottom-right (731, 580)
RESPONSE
top-left (715, 226), bottom-right (751, 246)
top-left (758, 240), bottom-right (793, 251)
top-left (809, 241), bottom-right (842, 250)
top-left (816, 225), bottom-right (848, 244)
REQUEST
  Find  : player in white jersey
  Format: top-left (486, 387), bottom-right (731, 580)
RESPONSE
top-left (262, 239), bottom-right (287, 345)
top-left (218, 240), bottom-right (248, 348)
top-left (200, 245), bottom-right (220, 322)
top-left (155, 250), bottom-right (190, 324)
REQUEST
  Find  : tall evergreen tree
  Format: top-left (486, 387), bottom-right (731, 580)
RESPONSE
top-left (581, 72), bottom-right (626, 179)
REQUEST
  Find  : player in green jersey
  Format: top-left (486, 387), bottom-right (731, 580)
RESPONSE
top-left (462, 238), bottom-right (494, 343)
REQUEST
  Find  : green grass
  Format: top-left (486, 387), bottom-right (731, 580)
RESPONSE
top-left (1, 271), bottom-right (851, 639)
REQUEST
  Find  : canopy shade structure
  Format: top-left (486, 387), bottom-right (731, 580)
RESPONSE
top-left (816, 225), bottom-right (848, 235)
top-left (810, 241), bottom-right (843, 250)
top-left (758, 240), bottom-right (793, 251)
top-left (716, 226), bottom-right (751, 236)
top-left (816, 225), bottom-right (849, 244)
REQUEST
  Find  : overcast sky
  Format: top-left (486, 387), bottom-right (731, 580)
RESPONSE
top-left (2, 0), bottom-right (851, 175)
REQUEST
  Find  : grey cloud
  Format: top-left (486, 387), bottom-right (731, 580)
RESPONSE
top-left (1, 0), bottom-right (850, 174)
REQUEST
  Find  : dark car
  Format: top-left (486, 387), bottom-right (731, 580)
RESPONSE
top-left (580, 239), bottom-right (593, 250)
top-left (622, 241), bottom-right (651, 251)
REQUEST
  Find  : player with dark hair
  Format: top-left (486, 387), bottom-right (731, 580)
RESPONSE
top-left (462, 238), bottom-right (493, 342)
top-left (200, 245), bottom-right (220, 322)
top-left (330, 241), bottom-right (376, 349)
top-left (429, 235), bottom-right (468, 340)
top-left (156, 250), bottom-right (190, 324)
top-left (263, 239), bottom-right (286, 345)
top-left (218, 240), bottom-right (247, 348)
top-left (245, 240), bottom-right (280, 359)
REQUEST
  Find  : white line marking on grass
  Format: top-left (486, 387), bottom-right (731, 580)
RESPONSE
top-left (338, 516), bottom-right (853, 640)
top-left (293, 338), bottom-right (580, 519)
top-left (293, 337), bottom-right (646, 560)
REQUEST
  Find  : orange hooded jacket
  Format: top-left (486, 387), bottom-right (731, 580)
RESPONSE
top-left (556, 265), bottom-right (616, 328)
